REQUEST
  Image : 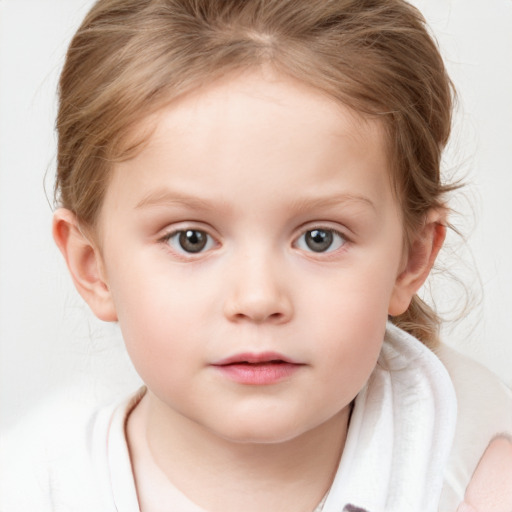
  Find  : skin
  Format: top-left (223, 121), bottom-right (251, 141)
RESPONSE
top-left (457, 436), bottom-right (512, 512)
top-left (53, 69), bottom-right (449, 512)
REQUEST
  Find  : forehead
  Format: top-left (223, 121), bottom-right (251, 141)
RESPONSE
top-left (103, 69), bottom-right (396, 221)
top-left (124, 67), bottom-right (386, 157)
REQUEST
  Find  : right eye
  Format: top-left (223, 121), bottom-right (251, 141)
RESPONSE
top-left (165, 229), bottom-right (215, 254)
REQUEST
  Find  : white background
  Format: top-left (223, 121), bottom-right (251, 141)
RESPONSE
top-left (1, 0), bottom-right (511, 429)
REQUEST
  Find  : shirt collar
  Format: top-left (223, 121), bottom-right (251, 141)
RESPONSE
top-left (322, 322), bottom-right (456, 512)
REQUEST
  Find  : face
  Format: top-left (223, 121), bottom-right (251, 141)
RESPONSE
top-left (96, 70), bottom-right (407, 443)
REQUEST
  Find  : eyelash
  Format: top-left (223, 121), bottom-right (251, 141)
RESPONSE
top-left (161, 228), bottom-right (217, 256)
top-left (159, 225), bottom-right (349, 258)
top-left (294, 227), bottom-right (348, 254)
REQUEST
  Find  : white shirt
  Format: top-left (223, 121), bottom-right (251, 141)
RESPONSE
top-left (1, 324), bottom-right (511, 512)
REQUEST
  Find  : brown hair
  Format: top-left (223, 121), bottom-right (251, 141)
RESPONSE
top-left (55, 0), bottom-right (455, 347)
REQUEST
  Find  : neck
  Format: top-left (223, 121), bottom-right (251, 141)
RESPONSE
top-left (127, 390), bottom-right (351, 512)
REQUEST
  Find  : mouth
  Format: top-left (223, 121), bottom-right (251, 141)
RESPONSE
top-left (211, 352), bottom-right (304, 385)
top-left (213, 351), bottom-right (299, 366)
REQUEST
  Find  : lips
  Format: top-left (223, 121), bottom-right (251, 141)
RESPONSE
top-left (211, 352), bottom-right (304, 385)
top-left (213, 351), bottom-right (299, 366)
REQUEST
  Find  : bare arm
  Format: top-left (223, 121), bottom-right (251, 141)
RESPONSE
top-left (457, 435), bottom-right (512, 512)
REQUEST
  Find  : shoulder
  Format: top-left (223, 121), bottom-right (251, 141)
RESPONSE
top-left (435, 343), bottom-right (512, 509)
top-left (0, 385), bottom-right (140, 512)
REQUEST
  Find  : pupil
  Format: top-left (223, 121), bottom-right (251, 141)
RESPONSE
top-left (305, 229), bottom-right (333, 252)
top-left (179, 230), bottom-right (207, 253)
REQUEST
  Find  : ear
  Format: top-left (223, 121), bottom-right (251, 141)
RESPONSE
top-left (52, 208), bottom-right (118, 322)
top-left (388, 209), bottom-right (446, 316)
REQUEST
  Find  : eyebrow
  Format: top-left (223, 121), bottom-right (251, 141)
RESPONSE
top-left (135, 189), bottom-right (229, 212)
top-left (135, 188), bottom-right (376, 214)
top-left (288, 194), bottom-right (377, 215)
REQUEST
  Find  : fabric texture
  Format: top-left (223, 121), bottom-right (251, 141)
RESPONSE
top-left (322, 322), bottom-right (457, 512)
top-left (1, 323), bottom-right (511, 512)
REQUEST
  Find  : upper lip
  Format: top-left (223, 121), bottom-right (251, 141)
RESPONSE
top-left (212, 352), bottom-right (301, 366)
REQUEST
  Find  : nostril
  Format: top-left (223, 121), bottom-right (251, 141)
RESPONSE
top-left (233, 311), bottom-right (282, 322)
top-left (228, 306), bottom-right (290, 324)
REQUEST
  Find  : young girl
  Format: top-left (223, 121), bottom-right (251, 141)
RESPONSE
top-left (1, 1), bottom-right (511, 511)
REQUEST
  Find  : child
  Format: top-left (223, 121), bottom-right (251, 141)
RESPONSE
top-left (1, 0), bottom-right (511, 511)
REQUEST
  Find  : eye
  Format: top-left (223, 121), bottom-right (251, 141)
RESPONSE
top-left (295, 228), bottom-right (346, 253)
top-left (165, 229), bottom-right (215, 254)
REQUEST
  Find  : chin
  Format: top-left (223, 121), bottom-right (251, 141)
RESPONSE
top-left (210, 416), bottom-right (314, 445)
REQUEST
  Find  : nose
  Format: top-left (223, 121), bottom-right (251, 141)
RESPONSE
top-left (223, 252), bottom-right (293, 325)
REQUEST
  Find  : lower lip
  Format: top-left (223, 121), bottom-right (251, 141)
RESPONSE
top-left (213, 362), bottom-right (302, 385)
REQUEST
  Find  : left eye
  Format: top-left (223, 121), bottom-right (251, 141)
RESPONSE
top-left (295, 228), bottom-right (346, 253)
top-left (165, 229), bottom-right (215, 254)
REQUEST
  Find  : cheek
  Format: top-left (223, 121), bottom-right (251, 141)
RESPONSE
top-left (318, 302), bottom-right (385, 382)
top-left (306, 261), bottom-right (395, 332)
top-left (104, 257), bottom-right (198, 377)
top-left (302, 263), bottom-right (395, 387)
top-left (116, 298), bottom-right (200, 403)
